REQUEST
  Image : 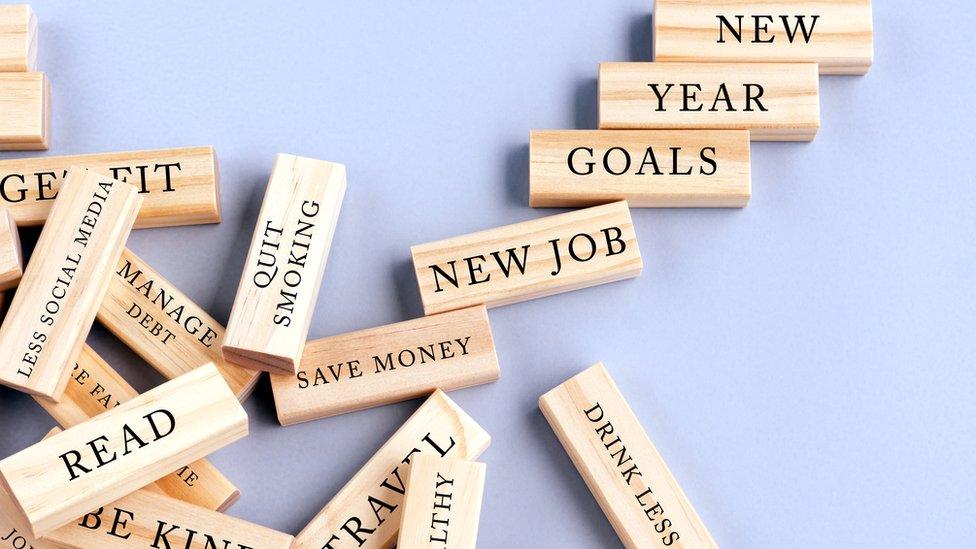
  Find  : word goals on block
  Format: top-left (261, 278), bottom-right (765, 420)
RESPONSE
top-left (529, 129), bottom-right (751, 208)
top-left (540, 363), bottom-right (716, 549)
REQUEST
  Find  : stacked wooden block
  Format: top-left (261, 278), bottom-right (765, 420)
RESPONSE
top-left (0, 2), bottom-right (873, 548)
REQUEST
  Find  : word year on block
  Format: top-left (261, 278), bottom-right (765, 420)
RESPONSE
top-left (0, 73), bottom-right (49, 151)
top-left (0, 363), bottom-right (248, 537)
top-left (223, 153), bottom-right (346, 375)
top-left (598, 62), bottom-right (820, 141)
top-left (397, 455), bottom-right (486, 549)
top-left (540, 363), bottom-right (716, 549)
top-left (654, 0), bottom-right (874, 75)
top-left (99, 248), bottom-right (262, 401)
top-left (293, 390), bottom-right (489, 549)
top-left (0, 209), bottom-right (23, 290)
top-left (529, 130), bottom-right (751, 208)
top-left (0, 147), bottom-right (221, 228)
top-left (0, 5), bottom-right (36, 71)
top-left (42, 489), bottom-right (293, 549)
top-left (0, 167), bottom-right (142, 401)
top-left (271, 305), bottom-right (499, 425)
top-left (33, 345), bottom-right (240, 512)
top-left (412, 201), bottom-right (642, 315)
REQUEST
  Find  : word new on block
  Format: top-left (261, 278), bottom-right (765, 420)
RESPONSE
top-left (98, 248), bottom-right (262, 402)
top-left (598, 62), bottom-right (820, 141)
top-left (0, 363), bottom-right (248, 537)
top-left (0, 5), bottom-right (36, 71)
top-left (0, 73), bottom-right (49, 151)
top-left (223, 153), bottom-right (346, 375)
top-left (654, 0), bottom-right (874, 75)
top-left (0, 209), bottom-right (23, 290)
top-left (0, 147), bottom-right (221, 228)
top-left (293, 390), bottom-right (489, 549)
top-left (397, 456), bottom-right (486, 549)
top-left (529, 130), bottom-right (751, 208)
top-left (412, 201), bottom-right (642, 315)
top-left (42, 489), bottom-right (293, 549)
top-left (271, 305), bottom-right (499, 425)
top-left (0, 167), bottom-right (142, 401)
top-left (540, 363), bottom-right (716, 549)
top-left (33, 345), bottom-right (240, 512)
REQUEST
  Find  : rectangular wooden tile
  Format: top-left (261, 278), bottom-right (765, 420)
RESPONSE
top-left (41, 489), bottom-right (293, 549)
top-left (0, 209), bottom-right (23, 291)
top-left (293, 389), bottom-right (489, 549)
top-left (1, 480), bottom-right (53, 549)
top-left (223, 153), bottom-right (346, 375)
top-left (411, 201), bottom-right (642, 315)
top-left (33, 345), bottom-right (240, 512)
top-left (271, 305), bottom-right (499, 425)
top-left (0, 147), bottom-right (221, 228)
top-left (0, 5), bottom-right (36, 72)
top-left (0, 167), bottom-right (142, 401)
top-left (98, 248), bottom-right (262, 402)
top-left (539, 363), bottom-right (716, 549)
top-left (397, 455), bottom-right (486, 549)
top-left (0, 363), bottom-right (248, 537)
top-left (654, 0), bottom-right (873, 75)
top-left (0, 73), bottom-right (49, 150)
top-left (529, 130), bottom-right (751, 208)
top-left (598, 62), bottom-right (820, 141)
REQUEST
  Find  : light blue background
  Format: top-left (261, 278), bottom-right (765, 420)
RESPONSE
top-left (1, 2), bottom-right (972, 547)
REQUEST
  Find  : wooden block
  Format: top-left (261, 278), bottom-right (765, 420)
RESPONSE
top-left (223, 153), bottom-right (346, 375)
top-left (598, 62), bottom-right (820, 141)
top-left (33, 345), bottom-right (240, 512)
top-left (0, 167), bottom-right (142, 401)
top-left (529, 130), bottom-right (751, 208)
top-left (0, 209), bottom-right (23, 290)
top-left (0, 73), bottom-right (49, 151)
top-left (654, 0), bottom-right (873, 75)
top-left (0, 147), bottom-right (221, 228)
top-left (0, 480), bottom-right (53, 549)
top-left (0, 5), bottom-right (37, 72)
top-left (411, 201), bottom-right (642, 315)
top-left (98, 248), bottom-right (262, 402)
top-left (293, 390), bottom-right (489, 549)
top-left (41, 489), bottom-right (293, 549)
top-left (271, 305), bottom-right (499, 425)
top-left (0, 363), bottom-right (248, 537)
top-left (397, 456), bottom-right (486, 549)
top-left (539, 363), bottom-right (716, 549)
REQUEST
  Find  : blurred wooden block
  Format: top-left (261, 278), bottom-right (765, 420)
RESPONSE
top-left (293, 390), bottom-right (489, 549)
top-left (397, 456), bottom-right (486, 549)
top-left (598, 62), bottom-right (820, 141)
top-left (0, 73), bottom-right (49, 150)
top-left (0, 167), bottom-right (142, 401)
top-left (0, 209), bottom-right (23, 290)
top-left (223, 153), bottom-right (346, 375)
top-left (654, 0), bottom-right (873, 75)
top-left (33, 345), bottom-right (240, 512)
top-left (0, 147), bottom-right (221, 228)
top-left (271, 305), bottom-right (499, 425)
top-left (412, 201), bottom-right (642, 315)
top-left (529, 130), bottom-right (751, 208)
top-left (539, 363), bottom-right (716, 549)
top-left (0, 363), bottom-right (248, 537)
top-left (0, 5), bottom-right (37, 71)
top-left (41, 490), bottom-right (293, 549)
top-left (98, 248), bottom-right (261, 401)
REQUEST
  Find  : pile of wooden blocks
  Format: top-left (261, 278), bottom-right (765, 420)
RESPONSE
top-left (0, 2), bottom-right (873, 548)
